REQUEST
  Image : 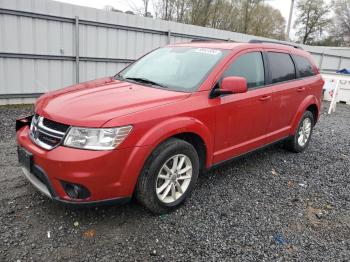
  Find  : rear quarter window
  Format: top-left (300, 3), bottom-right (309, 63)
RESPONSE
top-left (293, 55), bottom-right (315, 78)
top-left (267, 52), bottom-right (296, 84)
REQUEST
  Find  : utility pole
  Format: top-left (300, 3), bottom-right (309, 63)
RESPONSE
top-left (286, 0), bottom-right (295, 39)
top-left (144, 0), bottom-right (149, 17)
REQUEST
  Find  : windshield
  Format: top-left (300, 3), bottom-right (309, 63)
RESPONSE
top-left (117, 47), bottom-right (228, 92)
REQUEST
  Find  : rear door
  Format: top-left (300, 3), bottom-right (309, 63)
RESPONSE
top-left (213, 50), bottom-right (274, 163)
top-left (265, 51), bottom-right (305, 140)
top-left (293, 54), bottom-right (322, 103)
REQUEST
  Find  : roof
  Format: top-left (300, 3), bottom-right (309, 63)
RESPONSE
top-left (169, 40), bottom-right (307, 55)
top-left (169, 41), bottom-right (244, 50)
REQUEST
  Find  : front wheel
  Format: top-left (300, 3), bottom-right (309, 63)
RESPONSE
top-left (285, 110), bottom-right (314, 153)
top-left (135, 138), bottom-right (199, 214)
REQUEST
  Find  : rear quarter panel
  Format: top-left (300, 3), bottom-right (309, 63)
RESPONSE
top-left (289, 74), bottom-right (323, 134)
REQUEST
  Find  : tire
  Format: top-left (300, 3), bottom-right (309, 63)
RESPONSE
top-left (135, 138), bottom-right (199, 214)
top-left (284, 110), bottom-right (314, 153)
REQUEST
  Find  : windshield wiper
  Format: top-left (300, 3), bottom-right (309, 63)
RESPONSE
top-left (125, 77), bottom-right (167, 88)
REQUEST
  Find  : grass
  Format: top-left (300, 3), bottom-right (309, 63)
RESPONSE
top-left (0, 104), bottom-right (34, 109)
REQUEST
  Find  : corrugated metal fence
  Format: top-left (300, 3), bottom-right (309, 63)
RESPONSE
top-left (1, 0), bottom-right (350, 104)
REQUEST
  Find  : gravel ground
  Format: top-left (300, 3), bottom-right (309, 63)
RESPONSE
top-left (0, 102), bottom-right (349, 261)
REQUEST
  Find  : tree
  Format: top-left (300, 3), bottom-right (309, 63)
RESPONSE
top-left (294, 0), bottom-right (331, 44)
top-left (153, 0), bottom-right (178, 21)
top-left (241, 0), bottom-right (264, 34)
top-left (331, 0), bottom-right (350, 46)
top-left (143, 0), bottom-right (150, 16)
top-left (152, 0), bottom-right (286, 40)
top-left (123, 0), bottom-right (152, 17)
top-left (209, 0), bottom-right (240, 30)
top-left (247, 3), bottom-right (286, 40)
top-left (311, 36), bottom-right (343, 46)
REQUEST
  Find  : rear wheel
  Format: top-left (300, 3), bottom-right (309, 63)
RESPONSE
top-left (135, 138), bottom-right (199, 214)
top-left (285, 110), bottom-right (314, 153)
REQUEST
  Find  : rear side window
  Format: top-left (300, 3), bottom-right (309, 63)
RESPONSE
top-left (294, 55), bottom-right (315, 77)
top-left (223, 52), bottom-right (265, 89)
top-left (267, 52), bottom-right (296, 84)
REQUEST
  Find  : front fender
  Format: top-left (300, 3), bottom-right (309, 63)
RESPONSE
top-left (290, 95), bottom-right (320, 135)
top-left (135, 117), bottom-right (214, 167)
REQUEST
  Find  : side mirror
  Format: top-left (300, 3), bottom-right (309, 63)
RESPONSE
top-left (211, 76), bottom-right (248, 97)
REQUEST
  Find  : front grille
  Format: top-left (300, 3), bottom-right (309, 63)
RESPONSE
top-left (30, 114), bottom-right (70, 150)
top-left (38, 132), bottom-right (62, 147)
top-left (42, 118), bottom-right (69, 133)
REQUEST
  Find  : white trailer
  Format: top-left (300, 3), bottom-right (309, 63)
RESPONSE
top-left (322, 73), bottom-right (350, 114)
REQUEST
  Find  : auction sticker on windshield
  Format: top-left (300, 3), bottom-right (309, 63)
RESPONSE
top-left (195, 48), bottom-right (222, 55)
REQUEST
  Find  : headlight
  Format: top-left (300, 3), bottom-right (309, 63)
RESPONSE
top-left (63, 125), bottom-right (132, 150)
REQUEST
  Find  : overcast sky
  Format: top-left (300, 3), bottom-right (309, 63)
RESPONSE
top-left (55, 0), bottom-right (298, 37)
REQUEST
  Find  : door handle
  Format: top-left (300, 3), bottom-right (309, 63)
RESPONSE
top-left (259, 95), bottom-right (271, 101)
top-left (297, 87), bottom-right (306, 92)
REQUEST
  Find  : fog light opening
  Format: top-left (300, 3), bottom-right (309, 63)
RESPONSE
top-left (61, 182), bottom-right (91, 199)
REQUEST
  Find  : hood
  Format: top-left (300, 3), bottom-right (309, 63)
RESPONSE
top-left (36, 77), bottom-right (191, 127)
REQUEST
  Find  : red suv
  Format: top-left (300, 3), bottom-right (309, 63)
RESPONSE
top-left (16, 40), bottom-right (324, 213)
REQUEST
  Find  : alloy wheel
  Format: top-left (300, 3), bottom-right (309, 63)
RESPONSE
top-left (297, 117), bottom-right (312, 147)
top-left (156, 154), bottom-right (193, 204)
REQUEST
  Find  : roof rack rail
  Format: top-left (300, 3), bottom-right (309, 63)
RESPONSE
top-left (190, 38), bottom-right (234, 43)
top-left (248, 39), bottom-right (303, 49)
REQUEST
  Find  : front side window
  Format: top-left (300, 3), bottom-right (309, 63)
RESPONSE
top-left (267, 52), bottom-right (296, 84)
top-left (293, 55), bottom-right (315, 78)
top-left (118, 47), bottom-right (228, 92)
top-left (222, 52), bottom-right (265, 89)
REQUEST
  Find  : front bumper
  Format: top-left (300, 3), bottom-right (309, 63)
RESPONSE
top-left (16, 126), bottom-right (150, 205)
top-left (21, 166), bottom-right (131, 206)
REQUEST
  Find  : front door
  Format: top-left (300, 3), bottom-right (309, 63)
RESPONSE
top-left (213, 51), bottom-right (274, 164)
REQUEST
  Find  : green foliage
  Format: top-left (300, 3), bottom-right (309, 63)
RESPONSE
top-left (136, 0), bottom-right (348, 46)
top-left (152, 0), bottom-right (286, 41)
top-left (330, 0), bottom-right (350, 46)
top-left (311, 36), bottom-right (343, 46)
top-left (294, 0), bottom-right (331, 44)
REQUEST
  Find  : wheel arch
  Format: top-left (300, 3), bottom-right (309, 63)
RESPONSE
top-left (135, 117), bottom-right (213, 168)
top-left (305, 104), bottom-right (318, 125)
top-left (290, 95), bottom-right (320, 135)
top-left (173, 132), bottom-right (207, 173)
